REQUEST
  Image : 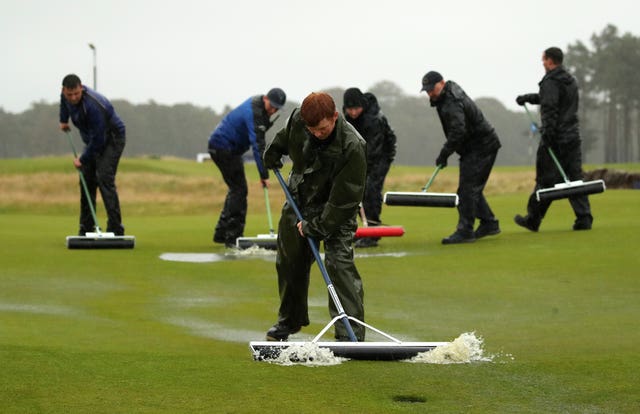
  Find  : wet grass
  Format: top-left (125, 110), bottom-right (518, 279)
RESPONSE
top-left (1, 158), bottom-right (639, 413)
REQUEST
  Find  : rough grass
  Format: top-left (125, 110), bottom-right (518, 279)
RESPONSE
top-left (1, 157), bottom-right (639, 413)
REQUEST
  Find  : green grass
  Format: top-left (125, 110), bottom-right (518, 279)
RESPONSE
top-left (1, 158), bottom-right (639, 413)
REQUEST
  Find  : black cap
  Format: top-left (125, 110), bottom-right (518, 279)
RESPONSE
top-left (267, 88), bottom-right (286, 109)
top-left (421, 71), bottom-right (443, 92)
top-left (343, 87), bottom-right (365, 108)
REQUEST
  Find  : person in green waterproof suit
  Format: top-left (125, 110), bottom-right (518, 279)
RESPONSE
top-left (262, 92), bottom-right (367, 342)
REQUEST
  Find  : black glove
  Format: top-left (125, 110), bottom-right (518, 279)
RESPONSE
top-left (515, 95), bottom-right (527, 106)
top-left (436, 151), bottom-right (449, 168)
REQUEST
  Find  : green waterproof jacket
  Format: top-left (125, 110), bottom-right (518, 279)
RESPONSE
top-left (264, 109), bottom-right (367, 240)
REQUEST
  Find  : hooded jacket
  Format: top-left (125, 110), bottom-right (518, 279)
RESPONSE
top-left (343, 92), bottom-right (396, 167)
top-left (431, 81), bottom-right (501, 159)
top-left (520, 66), bottom-right (580, 147)
top-left (263, 110), bottom-right (366, 239)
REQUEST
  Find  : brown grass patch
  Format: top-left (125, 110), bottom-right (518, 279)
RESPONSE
top-left (0, 169), bottom-right (534, 215)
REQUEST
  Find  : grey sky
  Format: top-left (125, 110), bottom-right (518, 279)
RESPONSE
top-left (1, 0), bottom-right (637, 114)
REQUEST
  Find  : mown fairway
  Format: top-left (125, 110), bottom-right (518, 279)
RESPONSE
top-left (1, 158), bottom-right (639, 413)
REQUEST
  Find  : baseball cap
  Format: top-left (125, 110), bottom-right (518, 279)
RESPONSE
top-left (421, 71), bottom-right (443, 92)
top-left (267, 88), bottom-right (286, 109)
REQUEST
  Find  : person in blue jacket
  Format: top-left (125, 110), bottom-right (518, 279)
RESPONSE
top-left (59, 74), bottom-right (127, 236)
top-left (208, 88), bottom-right (286, 247)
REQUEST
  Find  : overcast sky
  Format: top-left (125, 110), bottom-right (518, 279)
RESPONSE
top-left (1, 0), bottom-right (637, 115)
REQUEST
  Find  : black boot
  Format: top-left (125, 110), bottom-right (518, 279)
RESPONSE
top-left (474, 220), bottom-right (501, 239)
top-left (514, 214), bottom-right (539, 232)
top-left (442, 230), bottom-right (476, 245)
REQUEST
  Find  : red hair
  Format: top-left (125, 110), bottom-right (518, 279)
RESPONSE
top-left (300, 92), bottom-right (336, 127)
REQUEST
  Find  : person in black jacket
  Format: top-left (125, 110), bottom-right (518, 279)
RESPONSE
top-left (515, 47), bottom-right (593, 231)
top-left (421, 71), bottom-right (502, 244)
top-left (343, 88), bottom-right (397, 248)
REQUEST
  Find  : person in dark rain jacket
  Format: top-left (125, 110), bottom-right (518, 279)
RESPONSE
top-left (262, 92), bottom-right (367, 341)
top-left (421, 71), bottom-right (502, 244)
top-left (515, 46), bottom-right (593, 232)
top-left (343, 88), bottom-right (397, 248)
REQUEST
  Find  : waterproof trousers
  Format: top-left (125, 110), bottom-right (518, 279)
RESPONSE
top-left (209, 148), bottom-right (248, 244)
top-left (274, 203), bottom-right (365, 341)
top-left (362, 161), bottom-right (391, 227)
top-left (79, 135), bottom-right (125, 235)
top-left (456, 150), bottom-right (499, 233)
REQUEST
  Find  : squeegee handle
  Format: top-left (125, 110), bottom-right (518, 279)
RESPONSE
top-left (523, 104), bottom-right (571, 184)
top-left (262, 184), bottom-right (275, 235)
top-left (64, 131), bottom-right (102, 232)
top-left (422, 164), bottom-right (443, 192)
top-left (273, 169), bottom-right (358, 342)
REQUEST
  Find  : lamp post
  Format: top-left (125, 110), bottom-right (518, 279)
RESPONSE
top-left (88, 43), bottom-right (97, 90)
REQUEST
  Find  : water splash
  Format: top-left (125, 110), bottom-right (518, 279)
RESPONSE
top-left (228, 245), bottom-right (277, 257)
top-left (408, 332), bottom-right (493, 364)
top-left (257, 343), bottom-right (347, 366)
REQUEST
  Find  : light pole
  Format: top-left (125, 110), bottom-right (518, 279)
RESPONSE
top-left (88, 43), bottom-right (97, 90)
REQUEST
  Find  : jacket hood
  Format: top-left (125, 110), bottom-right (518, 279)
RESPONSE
top-left (363, 92), bottom-right (380, 116)
top-left (543, 66), bottom-right (574, 87)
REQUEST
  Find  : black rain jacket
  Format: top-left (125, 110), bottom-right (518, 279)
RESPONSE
top-left (431, 81), bottom-right (501, 159)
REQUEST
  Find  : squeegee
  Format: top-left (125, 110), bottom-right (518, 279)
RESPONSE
top-left (383, 165), bottom-right (458, 207)
top-left (250, 169), bottom-right (446, 361)
top-left (523, 105), bottom-right (606, 202)
top-left (63, 131), bottom-right (135, 249)
top-left (236, 183), bottom-right (277, 250)
top-left (354, 204), bottom-right (405, 239)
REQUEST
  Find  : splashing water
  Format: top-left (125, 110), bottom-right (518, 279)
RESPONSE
top-left (408, 332), bottom-right (493, 364)
top-left (257, 343), bottom-right (347, 366)
top-left (229, 245), bottom-right (277, 257)
top-left (255, 332), bottom-right (497, 366)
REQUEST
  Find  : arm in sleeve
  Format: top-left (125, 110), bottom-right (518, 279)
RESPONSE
top-left (520, 93), bottom-right (540, 105)
top-left (381, 115), bottom-right (397, 163)
top-left (263, 114), bottom-right (293, 169)
top-left (439, 101), bottom-right (467, 157)
top-left (249, 108), bottom-right (269, 179)
top-left (59, 95), bottom-right (70, 123)
top-left (539, 81), bottom-right (560, 147)
top-left (79, 103), bottom-right (108, 164)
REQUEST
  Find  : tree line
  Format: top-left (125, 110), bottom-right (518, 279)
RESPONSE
top-left (1, 24), bottom-right (637, 166)
top-left (566, 24), bottom-right (640, 163)
top-left (0, 92), bottom-right (536, 166)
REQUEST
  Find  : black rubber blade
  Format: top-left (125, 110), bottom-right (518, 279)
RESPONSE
top-left (66, 235), bottom-right (135, 249)
top-left (249, 341), bottom-right (447, 361)
top-left (384, 191), bottom-right (458, 207)
top-left (536, 179), bottom-right (606, 202)
top-left (236, 236), bottom-right (277, 250)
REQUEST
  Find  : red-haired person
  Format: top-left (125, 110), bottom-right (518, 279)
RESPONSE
top-left (263, 92), bottom-right (367, 342)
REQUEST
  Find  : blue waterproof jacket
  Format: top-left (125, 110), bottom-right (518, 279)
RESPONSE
top-left (59, 86), bottom-right (125, 164)
top-left (208, 96), bottom-right (272, 179)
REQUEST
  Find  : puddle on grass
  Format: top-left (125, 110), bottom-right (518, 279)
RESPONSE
top-left (159, 248), bottom-right (410, 264)
top-left (164, 316), bottom-right (267, 343)
top-left (0, 302), bottom-right (78, 317)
